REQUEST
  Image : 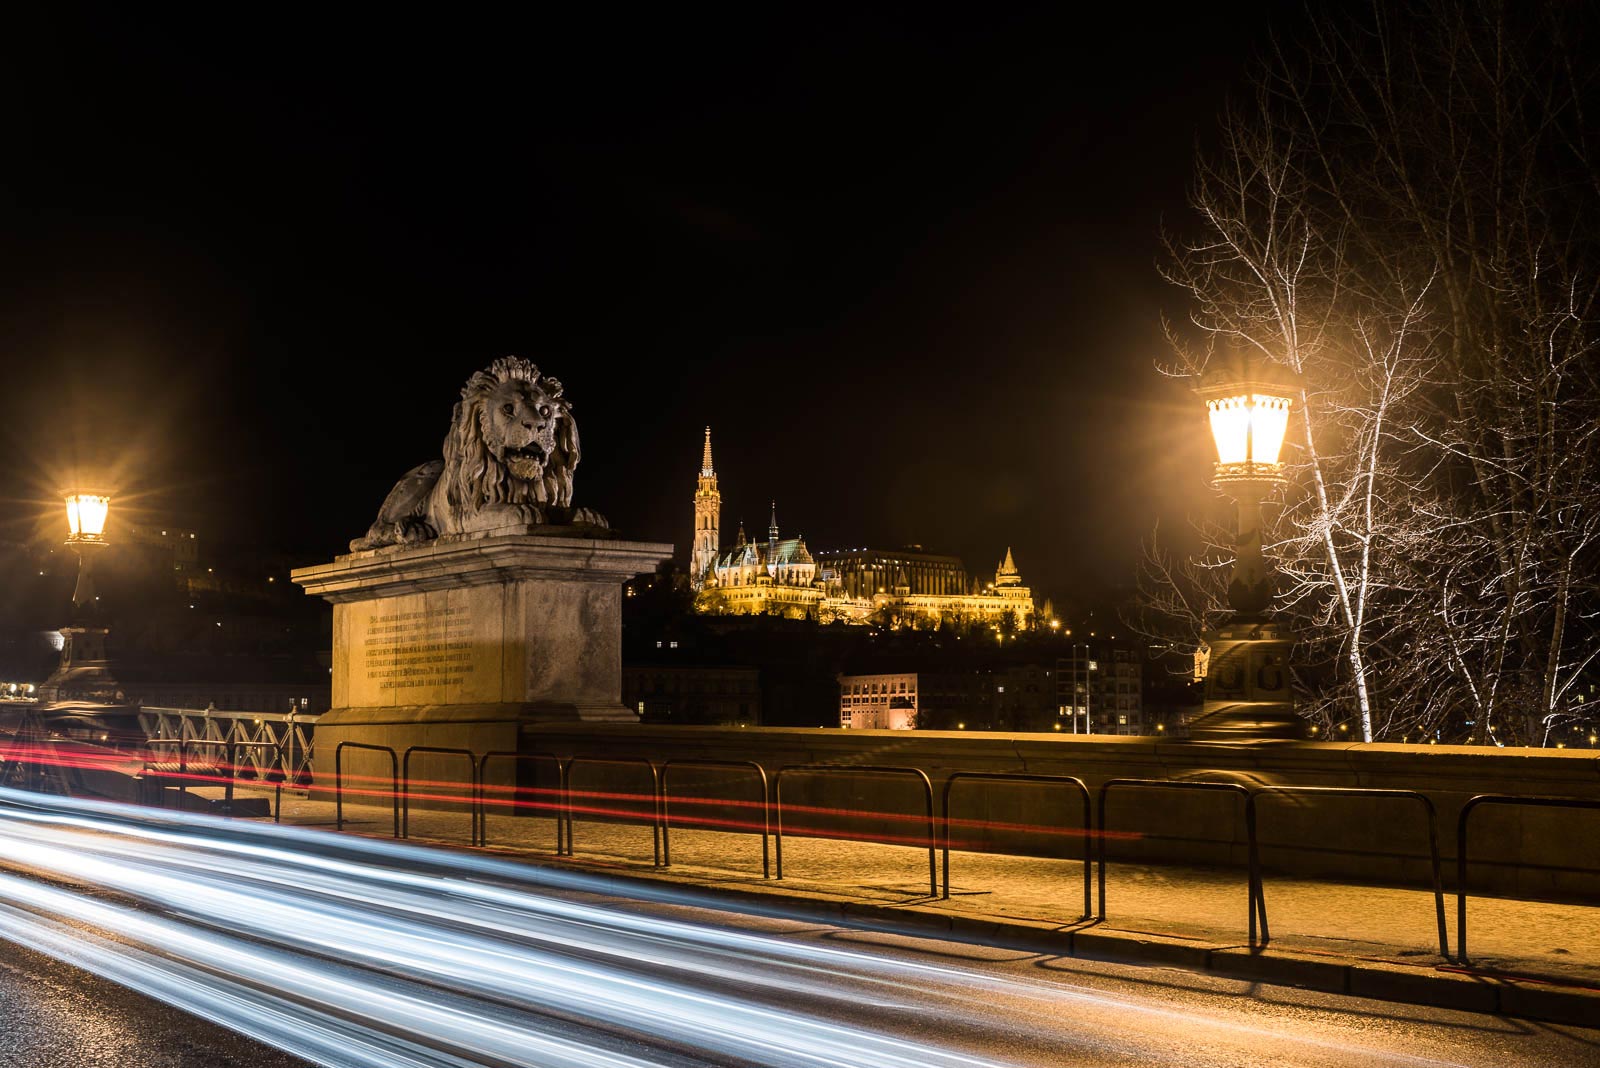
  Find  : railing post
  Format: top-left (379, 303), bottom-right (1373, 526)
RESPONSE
top-left (335, 743), bottom-right (345, 831)
top-left (223, 737), bottom-right (236, 818)
top-left (773, 764), bottom-right (937, 897)
top-left (562, 756), bottom-right (660, 864)
top-left (1098, 779), bottom-right (1258, 944)
top-left (400, 746), bottom-right (478, 844)
top-left (1250, 785), bottom-right (1447, 958)
top-left (940, 772), bottom-right (1092, 919)
top-left (1455, 794), bottom-right (1600, 966)
top-left (335, 741), bottom-right (398, 838)
top-left (660, 760), bottom-right (771, 878)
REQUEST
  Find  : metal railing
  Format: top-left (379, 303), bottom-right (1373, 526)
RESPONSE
top-left (1248, 786), bottom-right (1447, 957)
top-left (401, 746), bottom-right (480, 845)
top-left (142, 737), bottom-right (209, 810)
top-left (478, 750), bottom-right (568, 853)
top-left (1456, 794), bottom-right (1600, 964)
top-left (143, 738), bottom-right (288, 820)
top-left (334, 742), bottom-right (399, 838)
top-left (661, 759), bottom-right (770, 877)
top-left (774, 764), bottom-right (936, 897)
top-left (942, 772), bottom-right (1091, 918)
top-left (565, 756), bottom-right (662, 866)
top-left (139, 706), bottom-right (318, 787)
top-left (1097, 778), bottom-right (1264, 946)
top-left (103, 733), bottom-right (1594, 968)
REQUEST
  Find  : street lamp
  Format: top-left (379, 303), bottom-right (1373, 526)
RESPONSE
top-left (1189, 351), bottom-right (1305, 742)
top-left (64, 493), bottom-right (111, 611)
top-left (38, 492), bottom-right (123, 706)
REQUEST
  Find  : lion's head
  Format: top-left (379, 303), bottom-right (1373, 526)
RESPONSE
top-left (440, 356), bottom-right (580, 514)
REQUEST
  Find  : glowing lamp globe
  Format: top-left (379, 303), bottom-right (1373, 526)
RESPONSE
top-left (1196, 351), bottom-right (1297, 487)
top-left (65, 493), bottom-right (110, 544)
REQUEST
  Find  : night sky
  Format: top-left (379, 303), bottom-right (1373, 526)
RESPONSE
top-left (1, 6), bottom-right (1288, 606)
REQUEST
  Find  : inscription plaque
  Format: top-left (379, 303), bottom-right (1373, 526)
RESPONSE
top-left (362, 606), bottom-right (475, 691)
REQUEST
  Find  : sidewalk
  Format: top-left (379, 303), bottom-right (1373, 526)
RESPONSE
top-left (232, 787), bottom-right (1600, 1028)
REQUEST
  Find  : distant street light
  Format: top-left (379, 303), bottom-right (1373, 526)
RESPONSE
top-left (1188, 351), bottom-right (1306, 743)
top-left (64, 493), bottom-right (111, 611)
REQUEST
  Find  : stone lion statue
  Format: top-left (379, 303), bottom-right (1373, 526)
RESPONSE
top-left (351, 357), bottom-right (608, 551)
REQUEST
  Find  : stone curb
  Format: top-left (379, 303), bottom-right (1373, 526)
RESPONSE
top-left (488, 850), bottom-right (1600, 1029)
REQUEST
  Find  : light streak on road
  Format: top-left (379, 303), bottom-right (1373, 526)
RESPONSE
top-left (0, 787), bottom-right (1482, 1068)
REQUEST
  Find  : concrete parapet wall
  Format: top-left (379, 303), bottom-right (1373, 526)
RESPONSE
top-left (521, 725), bottom-right (1600, 901)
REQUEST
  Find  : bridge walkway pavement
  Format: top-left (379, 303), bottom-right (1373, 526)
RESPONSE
top-left (213, 787), bottom-right (1600, 1029)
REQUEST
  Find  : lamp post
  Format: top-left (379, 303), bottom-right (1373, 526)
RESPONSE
top-left (38, 493), bottom-right (122, 706)
top-left (65, 493), bottom-right (111, 612)
top-left (1188, 353), bottom-right (1306, 742)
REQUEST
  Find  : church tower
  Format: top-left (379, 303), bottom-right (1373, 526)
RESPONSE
top-left (691, 427), bottom-right (721, 591)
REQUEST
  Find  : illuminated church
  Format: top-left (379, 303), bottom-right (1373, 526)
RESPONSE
top-left (690, 427), bottom-right (1033, 627)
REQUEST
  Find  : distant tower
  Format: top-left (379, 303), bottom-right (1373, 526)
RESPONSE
top-left (691, 427), bottom-right (720, 591)
top-left (995, 546), bottom-right (1022, 587)
top-left (767, 501), bottom-right (780, 563)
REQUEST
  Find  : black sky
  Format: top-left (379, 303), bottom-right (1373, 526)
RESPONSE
top-left (0, 5), bottom-right (1289, 606)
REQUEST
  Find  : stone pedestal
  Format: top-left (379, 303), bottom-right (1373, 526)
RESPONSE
top-left (1188, 617), bottom-right (1305, 743)
top-left (37, 626), bottom-right (126, 705)
top-left (292, 528), bottom-right (672, 781)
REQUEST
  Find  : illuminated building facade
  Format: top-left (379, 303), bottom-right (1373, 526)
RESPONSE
top-left (690, 428), bottom-right (1034, 627)
top-left (837, 671), bottom-right (918, 729)
top-left (698, 503), bottom-right (824, 620)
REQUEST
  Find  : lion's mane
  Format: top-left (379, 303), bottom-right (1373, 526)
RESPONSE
top-left (435, 356), bottom-right (580, 523)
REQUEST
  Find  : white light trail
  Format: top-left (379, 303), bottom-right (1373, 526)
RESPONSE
top-left (0, 788), bottom-right (1014, 1068)
top-left (0, 788), bottom-right (1474, 1068)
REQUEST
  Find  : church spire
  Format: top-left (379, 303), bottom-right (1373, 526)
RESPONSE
top-left (768, 501), bottom-right (779, 559)
top-left (690, 426), bottom-right (721, 592)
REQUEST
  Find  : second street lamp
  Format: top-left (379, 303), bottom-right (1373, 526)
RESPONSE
top-left (1188, 351), bottom-right (1305, 742)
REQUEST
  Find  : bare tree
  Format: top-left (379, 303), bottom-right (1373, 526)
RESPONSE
top-left (1146, 0), bottom-right (1600, 744)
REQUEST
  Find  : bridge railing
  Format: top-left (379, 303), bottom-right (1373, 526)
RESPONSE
top-left (138, 706), bottom-right (318, 788)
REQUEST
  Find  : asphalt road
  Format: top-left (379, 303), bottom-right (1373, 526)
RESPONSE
top-left (1, 790), bottom-right (1596, 1068)
top-left (0, 940), bottom-right (312, 1068)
